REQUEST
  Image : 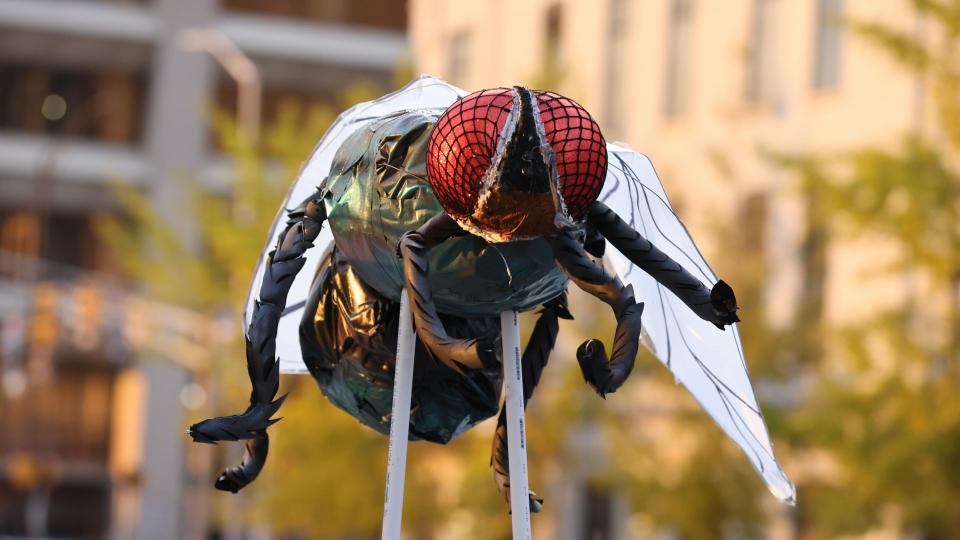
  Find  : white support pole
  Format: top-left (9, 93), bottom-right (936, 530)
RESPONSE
top-left (501, 310), bottom-right (532, 540)
top-left (381, 289), bottom-right (416, 540)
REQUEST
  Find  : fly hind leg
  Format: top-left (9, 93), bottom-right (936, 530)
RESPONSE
top-left (188, 190), bottom-right (327, 492)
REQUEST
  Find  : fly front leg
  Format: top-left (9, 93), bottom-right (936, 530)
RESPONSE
top-left (587, 201), bottom-right (740, 328)
top-left (550, 222), bottom-right (644, 397)
top-left (490, 294), bottom-right (571, 513)
top-left (397, 212), bottom-right (498, 374)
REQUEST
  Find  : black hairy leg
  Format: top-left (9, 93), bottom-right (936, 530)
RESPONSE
top-left (587, 201), bottom-right (739, 329)
top-left (550, 221), bottom-right (644, 397)
top-left (188, 190), bottom-right (327, 492)
top-left (397, 212), bottom-right (498, 374)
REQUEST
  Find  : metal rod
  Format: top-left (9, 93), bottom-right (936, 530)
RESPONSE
top-left (381, 289), bottom-right (416, 540)
top-left (501, 310), bottom-right (532, 539)
top-left (178, 28), bottom-right (262, 145)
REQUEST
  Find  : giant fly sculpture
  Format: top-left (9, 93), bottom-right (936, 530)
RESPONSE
top-left (189, 76), bottom-right (795, 525)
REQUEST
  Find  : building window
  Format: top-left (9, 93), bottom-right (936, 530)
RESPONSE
top-left (221, 0), bottom-right (406, 31)
top-left (746, 0), bottom-right (780, 105)
top-left (448, 31), bottom-right (471, 87)
top-left (583, 483), bottom-right (615, 539)
top-left (602, 0), bottom-right (628, 135)
top-left (0, 64), bottom-right (145, 143)
top-left (813, 0), bottom-right (843, 90)
top-left (732, 192), bottom-right (769, 316)
top-left (740, 192), bottom-right (768, 256)
top-left (544, 4), bottom-right (564, 74)
top-left (0, 211), bottom-right (112, 281)
top-left (663, 0), bottom-right (694, 119)
top-left (0, 364), bottom-right (115, 538)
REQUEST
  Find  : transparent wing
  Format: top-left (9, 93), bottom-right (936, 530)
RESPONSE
top-left (244, 75), bottom-right (467, 374)
top-left (600, 143), bottom-right (796, 503)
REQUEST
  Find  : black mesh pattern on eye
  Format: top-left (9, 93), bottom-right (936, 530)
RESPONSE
top-left (427, 88), bottom-right (514, 218)
top-left (534, 90), bottom-right (608, 220)
top-left (427, 87), bottom-right (607, 222)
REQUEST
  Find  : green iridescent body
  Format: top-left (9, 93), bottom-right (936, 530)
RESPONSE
top-left (302, 112), bottom-right (567, 442)
top-left (320, 111), bottom-right (568, 316)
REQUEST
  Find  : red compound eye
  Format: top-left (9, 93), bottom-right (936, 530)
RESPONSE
top-left (533, 90), bottom-right (607, 220)
top-left (427, 88), bottom-right (514, 218)
top-left (427, 87), bottom-right (606, 224)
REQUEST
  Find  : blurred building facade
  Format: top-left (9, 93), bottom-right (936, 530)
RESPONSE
top-left (0, 1), bottom-right (407, 538)
top-left (410, 0), bottom-right (927, 538)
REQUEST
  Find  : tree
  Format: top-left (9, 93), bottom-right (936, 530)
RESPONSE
top-left (98, 83), bottom-right (471, 538)
top-left (598, 191), bottom-right (780, 540)
top-left (769, 1), bottom-right (960, 537)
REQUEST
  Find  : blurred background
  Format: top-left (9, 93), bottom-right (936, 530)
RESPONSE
top-left (1, 0), bottom-right (959, 538)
